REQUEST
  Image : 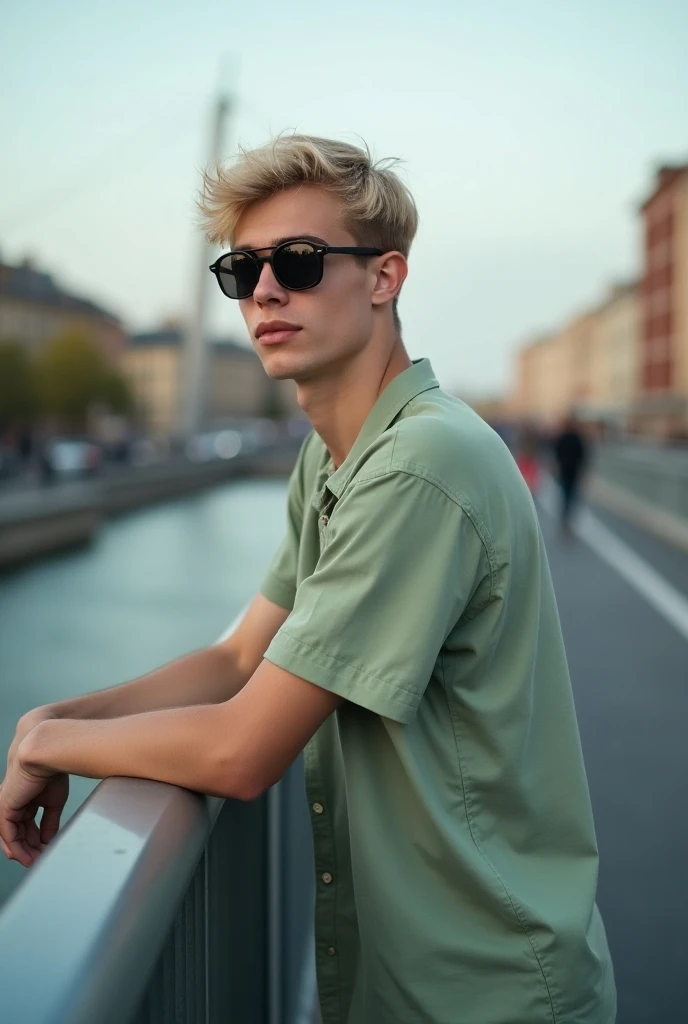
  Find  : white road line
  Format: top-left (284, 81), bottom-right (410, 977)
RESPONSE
top-left (537, 478), bottom-right (688, 644)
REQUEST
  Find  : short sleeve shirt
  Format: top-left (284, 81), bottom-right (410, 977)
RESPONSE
top-left (260, 358), bottom-right (616, 1024)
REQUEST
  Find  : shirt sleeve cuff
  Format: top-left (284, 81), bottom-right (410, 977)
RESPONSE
top-left (264, 629), bottom-right (418, 724)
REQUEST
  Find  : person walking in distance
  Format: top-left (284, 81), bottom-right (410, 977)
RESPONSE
top-left (552, 412), bottom-right (590, 537)
top-left (1, 135), bottom-right (615, 1024)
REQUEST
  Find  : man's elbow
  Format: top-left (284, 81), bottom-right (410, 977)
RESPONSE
top-left (226, 776), bottom-right (269, 803)
top-left (213, 755), bottom-right (271, 803)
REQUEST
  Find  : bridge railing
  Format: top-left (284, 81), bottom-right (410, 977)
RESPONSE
top-left (592, 440), bottom-right (688, 522)
top-left (587, 440), bottom-right (688, 549)
top-left (0, 614), bottom-right (316, 1024)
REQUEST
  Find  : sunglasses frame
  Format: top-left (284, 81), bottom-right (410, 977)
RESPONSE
top-left (208, 238), bottom-right (384, 299)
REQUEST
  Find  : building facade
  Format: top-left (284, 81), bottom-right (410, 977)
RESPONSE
top-left (634, 164), bottom-right (688, 437)
top-left (585, 283), bottom-right (640, 428)
top-left (124, 327), bottom-right (300, 435)
top-left (0, 258), bottom-right (126, 365)
top-left (514, 334), bottom-right (560, 425)
top-left (515, 312), bottom-right (598, 429)
top-left (514, 283), bottom-right (641, 432)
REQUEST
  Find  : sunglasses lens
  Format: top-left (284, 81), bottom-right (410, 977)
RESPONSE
top-left (217, 251), bottom-right (258, 299)
top-left (273, 242), bottom-right (321, 289)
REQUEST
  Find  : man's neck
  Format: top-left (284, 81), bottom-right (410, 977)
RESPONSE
top-left (297, 338), bottom-right (412, 469)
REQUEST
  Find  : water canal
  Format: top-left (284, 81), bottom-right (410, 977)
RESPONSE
top-left (0, 477), bottom-right (289, 906)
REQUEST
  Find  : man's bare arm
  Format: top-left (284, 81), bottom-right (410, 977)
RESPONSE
top-left (18, 660), bottom-right (343, 802)
top-left (33, 594), bottom-right (290, 721)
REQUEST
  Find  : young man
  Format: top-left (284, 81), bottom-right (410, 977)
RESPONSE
top-left (1, 135), bottom-right (616, 1023)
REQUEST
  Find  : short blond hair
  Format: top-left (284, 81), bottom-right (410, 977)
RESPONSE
top-left (197, 133), bottom-right (419, 328)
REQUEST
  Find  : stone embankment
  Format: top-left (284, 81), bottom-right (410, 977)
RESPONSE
top-left (0, 447), bottom-right (298, 571)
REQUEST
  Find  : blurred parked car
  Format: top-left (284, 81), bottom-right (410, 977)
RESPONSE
top-left (129, 437), bottom-right (170, 467)
top-left (0, 446), bottom-right (22, 480)
top-left (185, 430), bottom-right (242, 462)
top-left (234, 418), bottom-right (278, 453)
top-left (286, 414), bottom-right (311, 440)
top-left (45, 438), bottom-right (102, 480)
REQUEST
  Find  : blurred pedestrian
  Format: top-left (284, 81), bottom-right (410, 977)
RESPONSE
top-left (552, 413), bottom-right (589, 536)
top-left (514, 423), bottom-right (542, 494)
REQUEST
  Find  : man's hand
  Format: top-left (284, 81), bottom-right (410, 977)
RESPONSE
top-left (0, 733), bottom-right (68, 869)
top-left (5, 707), bottom-right (57, 778)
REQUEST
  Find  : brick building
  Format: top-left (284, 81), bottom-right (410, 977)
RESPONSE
top-left (633, 164), bottom-right (688, 437)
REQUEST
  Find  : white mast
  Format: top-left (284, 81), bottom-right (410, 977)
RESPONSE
top-left (179, 91), bottom-right (231, 437)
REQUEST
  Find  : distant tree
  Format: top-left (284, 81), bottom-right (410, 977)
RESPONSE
top-left (35, 329), bottom-right (106, 431)
top-left (35, 328), bottom-right (132, 431)
top-left (100, 370), bottom-right (134, 416)
top-left (0, 340), bottom-right (36, 430)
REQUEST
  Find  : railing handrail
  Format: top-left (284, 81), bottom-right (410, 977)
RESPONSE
top-left (0, 613), bottom-right (243, 1024)
top-left (0, 778), bottom-right (222, 1023)
top-left (595, 440), bottom-right (688, 474)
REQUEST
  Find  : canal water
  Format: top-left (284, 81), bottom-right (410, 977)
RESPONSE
top-left (0, 477), bottom-right (289, 907)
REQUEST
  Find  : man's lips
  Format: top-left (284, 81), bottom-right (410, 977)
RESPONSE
top-left (258, 327), bottom-right (302, 345)
top-left (255, 320), bottom-right (302, 344)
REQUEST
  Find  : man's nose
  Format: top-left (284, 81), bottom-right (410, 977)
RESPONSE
top-left (253, 259), bottom-right (288, 305)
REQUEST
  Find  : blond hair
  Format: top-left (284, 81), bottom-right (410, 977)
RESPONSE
top-left (197, 133), bottom-right (419, 329)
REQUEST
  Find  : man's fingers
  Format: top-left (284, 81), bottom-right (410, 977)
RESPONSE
top-left (0, 805), bottom-right (42, 867)
top-left (40, 806), bottom-right (62, 845)
top-left (25, 818), bottom-right (42, 851)
top-left (0, 828), bottom-right (35, 868)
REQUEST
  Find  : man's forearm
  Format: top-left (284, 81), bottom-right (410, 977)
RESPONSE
top-left (41, 645), bottom-right (247, 722)
top-left (20, 703), bottom-right (241, 799)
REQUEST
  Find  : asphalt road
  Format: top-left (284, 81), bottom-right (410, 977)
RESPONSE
top-left (537, 482), bottom-right (688, 1024)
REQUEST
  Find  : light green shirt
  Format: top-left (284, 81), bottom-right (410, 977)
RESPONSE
top-left (261, 358), bottom-right (616, 1024)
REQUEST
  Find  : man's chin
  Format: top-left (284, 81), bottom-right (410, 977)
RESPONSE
top-left (258, 349), bottom-right (311, 383)
top-left (261, 361), bottom-right (296, 382)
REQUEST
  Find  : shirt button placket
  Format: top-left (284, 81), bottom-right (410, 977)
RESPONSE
top-left (304, 743), bottom-right (338, 1016)
top-left (310, 800), bottom-right (338, 994)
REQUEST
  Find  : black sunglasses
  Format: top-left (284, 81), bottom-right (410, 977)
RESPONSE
top-left (209, 238), bottom-right (383, 299)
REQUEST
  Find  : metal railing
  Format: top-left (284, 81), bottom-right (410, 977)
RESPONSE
top-left (0, 614), bottom-right (317, 1024)
top-left (592, 441), bottom-right (688, 524)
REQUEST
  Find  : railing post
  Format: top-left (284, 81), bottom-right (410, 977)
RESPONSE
top-left (268, 783), bottom-right (284, 1024)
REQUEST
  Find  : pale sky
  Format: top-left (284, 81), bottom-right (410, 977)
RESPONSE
top-left (1, 0), bottom-right (686, 396)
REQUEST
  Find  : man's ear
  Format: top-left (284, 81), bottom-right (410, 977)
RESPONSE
top-left (370, 251), bottom-right (408, 310)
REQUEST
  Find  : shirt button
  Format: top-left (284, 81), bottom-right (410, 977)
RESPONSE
top-left (312, 802), bottom-right (324, 814)
top-left (321, 872), bottom-right (333, 884)
top-left (321, 514), bottom-right (329, 525)
top-left (327, 946), bottom-right (337, 957)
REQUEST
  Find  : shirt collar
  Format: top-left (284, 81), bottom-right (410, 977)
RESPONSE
top-left (311, 358), bottom-right (439, 510)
